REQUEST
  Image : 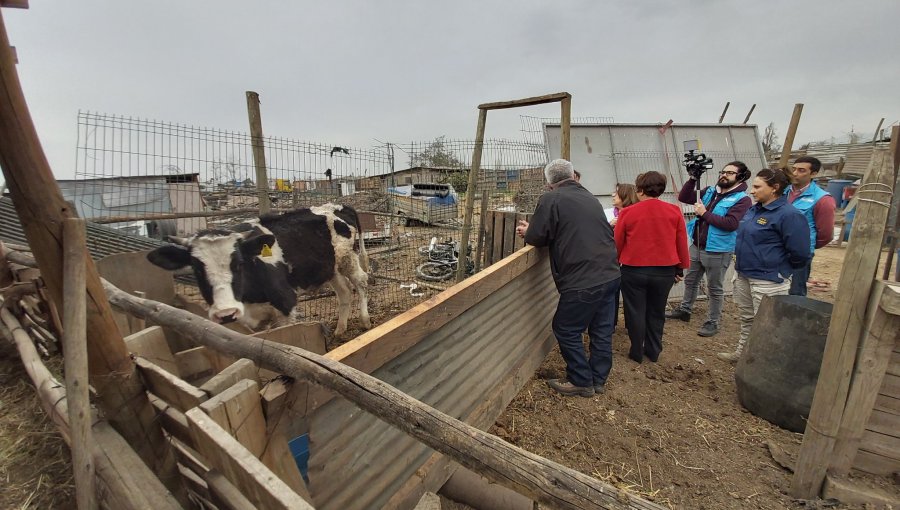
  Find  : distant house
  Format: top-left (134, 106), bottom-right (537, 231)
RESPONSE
top-left (57, 173), bottom-right (206, 238)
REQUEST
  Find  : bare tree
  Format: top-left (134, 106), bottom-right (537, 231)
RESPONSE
top-left (762, 122), bottom-right (781, 161)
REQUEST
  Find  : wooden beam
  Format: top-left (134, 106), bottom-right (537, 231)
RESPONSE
top-left (246, 91), bottom-right (271, 214)
top-left (823, 474), bottom-right (900, 508)
top-left (185, 408), bottom-right (311, 510)
top-left (718, 101), bottom-right (730, 123)
top-left (457, 107), bottom-right (487, 283)
top-left (106, 277), bottom-right (669, 510)
top-left (199, 379), bottom-right (267, 457)
top-left (478, 92), bottom-right (570, 110)
top-left (0, 8), bottom-right (180, 490)
top-left (560, 95), bottom-right (571, 160)
top-left (778, 103), bottom-right (804, 169)
top-left (791, 148), bottom-right (895, 498)
top-left (198, 357), bottom-right (258, 397)
top-left (743, 104), bottom-right (756, 124)
top-left (829, 281), bottom-right (900, 474)
top-left (62, 219), bottom-right (96, 510)
top-left (135, 357), bottom-right (207, 412)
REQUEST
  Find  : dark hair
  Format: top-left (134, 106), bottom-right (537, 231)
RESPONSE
top-left (614, 183), bottom-right (639, 208)
top-left (794, 156), bottom-right (822, 173)
top-left (635, 171), bottom-right (667, 198)
top-left (725, 161), bottom-right (751, 182)
top-left (755, 168), bottom-right (791, 194)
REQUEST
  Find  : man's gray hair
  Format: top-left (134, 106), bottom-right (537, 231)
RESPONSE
top-left (544, 159), bottom-right (575, 184)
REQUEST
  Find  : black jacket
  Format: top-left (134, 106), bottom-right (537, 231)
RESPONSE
top-left (524, 180), bottom-right (620, 292)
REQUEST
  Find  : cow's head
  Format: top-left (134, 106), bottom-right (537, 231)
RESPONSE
top-left (146, 229), bottom-right (277, 324)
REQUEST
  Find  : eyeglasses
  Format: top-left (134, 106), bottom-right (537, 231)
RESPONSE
top-left (719, 170), bottom-right (738, 176)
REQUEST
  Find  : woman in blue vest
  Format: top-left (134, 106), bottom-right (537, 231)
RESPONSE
top-left (717, 168), bottom-right (810, 362)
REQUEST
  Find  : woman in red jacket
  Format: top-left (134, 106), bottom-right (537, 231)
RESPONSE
top-left (614, 171), bottom-right (690, 363)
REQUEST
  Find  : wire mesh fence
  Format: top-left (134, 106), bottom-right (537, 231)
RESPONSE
top-left (72, 112), bottom-right (550, 335)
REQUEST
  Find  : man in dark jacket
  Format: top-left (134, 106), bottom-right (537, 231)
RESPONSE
top-left (666, 161), bottom-right (752, 337)
top-left (515, 159), bottom-right (620, 397)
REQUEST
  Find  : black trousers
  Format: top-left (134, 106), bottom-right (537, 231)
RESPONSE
top-left (621, 265), bottom-right (677, 362)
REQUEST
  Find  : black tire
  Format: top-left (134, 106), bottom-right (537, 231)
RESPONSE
top-left (416, 262), bottom-right (453, 282)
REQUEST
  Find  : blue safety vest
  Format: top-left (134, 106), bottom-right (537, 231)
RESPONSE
top-left (788, 184), bottom-right (829, 253)
top-left (686, 186), bottom-right (747, 253)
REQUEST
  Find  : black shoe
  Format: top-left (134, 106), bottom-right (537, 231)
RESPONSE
top-left (593, 384), bottom-right (606, 394)
top-left (547, 379), bottom-right (595, 397)
top-left (665, 309), bottom-right (691, 322)
top-left (628, 352), bottom-right (643, 364)
top-left (697, 320), bottom-right (719, 337)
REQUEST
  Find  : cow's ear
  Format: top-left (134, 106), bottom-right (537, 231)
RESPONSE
top-left (147, 245), bottom-right (192, 270)
top-left (240, 234), bottom-right (277, 258)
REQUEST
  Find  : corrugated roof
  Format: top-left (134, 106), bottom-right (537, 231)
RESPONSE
top-left (1, 196), bottom-right (166, 260)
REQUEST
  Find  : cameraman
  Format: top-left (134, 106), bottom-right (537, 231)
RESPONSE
top-left (665, 162), bottom-right (752, 337)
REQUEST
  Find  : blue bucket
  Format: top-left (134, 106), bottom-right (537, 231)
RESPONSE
top-left (826, 179), bottom-right (853, 207)
top-left (288, 434), bottom-right (310, 483)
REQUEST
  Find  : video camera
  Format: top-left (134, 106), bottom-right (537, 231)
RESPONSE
top-left (682, 139), bottom-right (714, 182)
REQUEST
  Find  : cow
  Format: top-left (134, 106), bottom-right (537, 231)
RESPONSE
top-left (146, 203), bottom-right (371, 336)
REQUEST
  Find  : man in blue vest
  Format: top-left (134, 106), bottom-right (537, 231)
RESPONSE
top-left (787, 156), bottom-right (835, 296)
top-left (666, 162), bottom-right (752, 337)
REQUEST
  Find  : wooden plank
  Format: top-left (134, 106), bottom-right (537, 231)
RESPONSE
top-left (126, 326), bottom-right (180, 377)
top-left (177, 463), bottom-right (211, 502)
top-left (135, 357), bottom-right (207, 412)
top-left (881, 373), bottom-right (900, 398)
top-left (205, 469), bottom-right (257, 510)
top-left (823, 475), bottom-right (900, 508)
top-left (62, 218), bottom-right (96, 510)
top-left (148, 393), bottom-right (193, 446)
top-left (560, 95), bottom-right (571, 160)
top-left (879, 281), bottom-right (900, 315)
top-left (482, 210), bottom-right (494, 267)
top-left (778, 103), bottom-right (804, 169)
top-left (478, 92), bottom-right (570, 111)
top-left (864, 408), bottom-right (900, 438)
top-left (502, 212), bottom-right (517, 259)
top-left (258, 378), bottom-right (314, 499)
top-left (175, 346), bottom-right (214, 381)
top-left (791, 148), bottom-right (894, 498)
top-left (886, 350), bottom-right (900, 377)
top-left (853, 449), bottom-right (900, 476)
top-left (199, 358), bottom-right (258, 397)
top-left (492, 211), bottom-right (504, 265)
top-left (873, 393), bottom-right (900, 415)
top-left (199, 379), bottom-right (267, 457)
top-left (859, 429), bottom-right (900, 460)
top-left (185, 408), bottom-right (310, 510)
top-left (831, 281), bottom-right (900, 474)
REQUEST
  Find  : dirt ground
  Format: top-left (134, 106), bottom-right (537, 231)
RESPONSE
top-left (491, 245), bottom-right (899, 509)
top-left (1, 245), bottom-right (898, 509)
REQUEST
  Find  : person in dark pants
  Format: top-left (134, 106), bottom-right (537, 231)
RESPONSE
top-left (786, 156), bottom-right (835, 296)
top-left (516, 159), bottom-right (621, 397)
top-left (614, 171), bottom-right (690, 363)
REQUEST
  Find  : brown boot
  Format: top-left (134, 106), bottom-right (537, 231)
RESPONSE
top-left (547, 379), bottom-right (595, 397)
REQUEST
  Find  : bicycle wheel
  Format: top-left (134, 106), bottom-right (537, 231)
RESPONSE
top-left (416, 262), bottom-right (454, 282)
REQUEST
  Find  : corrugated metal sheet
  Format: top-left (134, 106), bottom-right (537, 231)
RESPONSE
top-left (842, 144), bottom-right (890, 176)
top-left (0, 196), bottom-right (166, 259)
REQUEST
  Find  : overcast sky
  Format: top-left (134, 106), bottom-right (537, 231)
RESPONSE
top-left (4, 0), bottom-right (899, 179)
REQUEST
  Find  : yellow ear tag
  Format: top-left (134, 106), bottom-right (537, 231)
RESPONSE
top-left (261, 244), bottom-right (273, 257)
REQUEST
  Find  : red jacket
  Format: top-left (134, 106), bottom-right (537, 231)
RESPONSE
top-left (614, 198), bottom-right (690, 269)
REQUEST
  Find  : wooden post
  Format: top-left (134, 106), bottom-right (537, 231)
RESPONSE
top-left (718, 101), bottom-right (730, 123)
top-left (458, 109), bottom-right (487, 283)
top-left (791, 148), bottom-right (895, 498)
top-left (778, 103), bottom-right (803, 169)
top-left (63, 219), bottom-right (96, 510)
top-left (743, 104), bottom-right (756, 124)
top-left (829, 281), bottom-right (900, 474)
top-left (880, 126), bottom-right (900, 280)
top-left (560, 95), bottom-right (571, 160)
top-left (246, 91), bottom-right (271, 214)
top-left (0, 8), bottom-right (182, 499)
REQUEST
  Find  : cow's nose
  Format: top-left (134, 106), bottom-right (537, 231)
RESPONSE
top-left (212, 308), bottom-right (241, 323)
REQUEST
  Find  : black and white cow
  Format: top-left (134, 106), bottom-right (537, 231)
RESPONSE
top-left (146, 203), bottom-right (371, 335)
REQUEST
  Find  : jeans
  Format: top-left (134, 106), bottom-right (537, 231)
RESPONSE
top-left (551, 278), bottom-right (620, 388)
top-left (621, 266), bottom-right (677, 362)
top-left (789, 255), bottom-right (813, 296)
top-left (677, 244), bottom-right (731, 324)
